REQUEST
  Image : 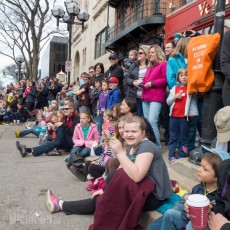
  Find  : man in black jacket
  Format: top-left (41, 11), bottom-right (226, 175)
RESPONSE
top-left (104, 53), bottom-right (124, 97)
top-left (220, 20), bottom-right (230, 106)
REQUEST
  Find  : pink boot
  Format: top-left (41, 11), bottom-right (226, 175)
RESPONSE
top-left (85, 178), bottom-right (97, 191)
top-left (92, 177), bottom-right (105, 193)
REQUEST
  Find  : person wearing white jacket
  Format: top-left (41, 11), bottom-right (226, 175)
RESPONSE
top-left (167, 68), bottom-right (198, 163)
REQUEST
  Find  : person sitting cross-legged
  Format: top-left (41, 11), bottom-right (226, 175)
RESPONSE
top-left (16, 101), bottom-right (79, 157)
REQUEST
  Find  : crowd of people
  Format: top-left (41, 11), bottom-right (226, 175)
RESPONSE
top-left (0, 23), bottom-right (230, 229)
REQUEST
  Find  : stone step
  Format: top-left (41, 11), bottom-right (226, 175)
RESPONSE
top-left (167, 157), bottom-right (199, 184)
top-left (140, 156), bottom-right (199, 228)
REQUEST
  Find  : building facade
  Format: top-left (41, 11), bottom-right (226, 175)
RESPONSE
top-left (71, 0), bottom-right (115, 82)
top-left (40, 36), bottom-right (68, 79)
top-left (71, 0), bottom-right (229, 82)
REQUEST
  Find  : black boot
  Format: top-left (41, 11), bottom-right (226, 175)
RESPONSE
top-left (67, 164), bottom-right (87, 182)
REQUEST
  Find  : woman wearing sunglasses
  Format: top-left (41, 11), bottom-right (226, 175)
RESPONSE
top-left (123, 45), bottom-right (149, 116)
top-left (16, 101), bottom-right (80, 157)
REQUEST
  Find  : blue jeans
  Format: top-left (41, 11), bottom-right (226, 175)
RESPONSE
top-left (188, 116), bottom-right (198, 152)
top-left (168, 117), bottom-right (189, 159)
top-left (185, 221), bottom-right (210, 230)
top-left (20, 128), bottom-right (40, 137)
top-left (69, 146), bottom-right (91, 159)
top-left (147, 209), bottom-right (183, 230)
top-left (3, 115), bottom-right (13, 122)
top-left (32, 126), bottom-right (73, 156)
top-left (136, 98), bottom-right (143, 116)
top-left (12, 112), bottom-right (25, 122)
top-left (142, 101), bottom-right (162, 148)
top-left (94, 115), bottom-right (102, 134)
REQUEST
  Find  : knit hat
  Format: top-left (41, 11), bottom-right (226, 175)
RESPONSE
top-left (214, 106), bottom-right (230, 142)
top-left (108, 76), bottom-right (118, 83)
top-left (174, 33), bottom-right (182, 39)
top-left (224, 19), bottom-right (230, 29)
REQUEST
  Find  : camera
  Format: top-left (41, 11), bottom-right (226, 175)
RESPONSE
top-left (49, 86), bottom-right (52, 89)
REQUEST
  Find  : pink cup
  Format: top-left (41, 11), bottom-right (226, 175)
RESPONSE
top-left (186, 194), bottom-right (210, 230)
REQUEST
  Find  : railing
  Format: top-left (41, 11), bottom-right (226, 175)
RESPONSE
top-left (107, 2), bottom-right (167, 41)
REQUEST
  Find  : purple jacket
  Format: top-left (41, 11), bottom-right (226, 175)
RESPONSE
top-left (141, 61), bottom-right (167, 103)
top-left (97, 91), bottom-right (108, 111)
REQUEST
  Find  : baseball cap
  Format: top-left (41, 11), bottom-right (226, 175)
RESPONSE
top-left (109, 53), bottom-right (119, 60)
top-left (108, 76), bottom-right (118, 83)
top-left (214, 106), bottom-right (230, 142)
top-left (201, 145), bottom-right (230, 160)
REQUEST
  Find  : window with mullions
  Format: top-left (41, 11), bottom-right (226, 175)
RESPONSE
top-left (95, 28), bottom-right (107, 59)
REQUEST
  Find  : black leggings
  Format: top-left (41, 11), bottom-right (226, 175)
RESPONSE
top-left (63, 197), bottom-right (97, 215)
top-left (62, 192), bottom-right (163, 215)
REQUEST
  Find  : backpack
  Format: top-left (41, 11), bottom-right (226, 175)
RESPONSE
top-left (187, 33), bottom-right (220, 94)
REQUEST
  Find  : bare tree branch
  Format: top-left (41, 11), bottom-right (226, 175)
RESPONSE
top-left (0, 0), bottom-right (59, 80)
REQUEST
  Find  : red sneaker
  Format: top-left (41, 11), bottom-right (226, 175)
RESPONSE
top-left (86, 178), bottom-right (97, 191)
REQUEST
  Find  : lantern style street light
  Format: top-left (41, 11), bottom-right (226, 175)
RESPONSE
top-left (52, 1), bottom-right (90, 84)
top-left (15, 55), bottom-right (25, 82)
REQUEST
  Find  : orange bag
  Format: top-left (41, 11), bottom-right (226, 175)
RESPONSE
top-left (187, 33), bottom-right (220, 94)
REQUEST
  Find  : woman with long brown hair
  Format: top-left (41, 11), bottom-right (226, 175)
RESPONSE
top-left (141, 45), bottom-right (167, 149)
top-left (167, 37), bottom-right (190, 90)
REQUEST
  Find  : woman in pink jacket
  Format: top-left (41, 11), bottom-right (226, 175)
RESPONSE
top-left (65, 112), bottom-right (100, 161)
top-left (141, 45), bottom-right (167, 149)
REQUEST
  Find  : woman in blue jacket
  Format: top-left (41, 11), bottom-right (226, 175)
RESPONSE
top-left (166, 37), bottom-right (190, 90)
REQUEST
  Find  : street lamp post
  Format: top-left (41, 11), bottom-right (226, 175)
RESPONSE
top-left (52, 1), bottom-right (90, 84)
top-left (16, 55), bottom-right (25, 82)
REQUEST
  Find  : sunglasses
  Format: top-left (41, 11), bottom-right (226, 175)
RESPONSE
top-left (138, 52), bottom-right (144, 55)
top-left (63, 108), bottom-right (70, 111)
top-left (109, 58), bottom-right (116, 60)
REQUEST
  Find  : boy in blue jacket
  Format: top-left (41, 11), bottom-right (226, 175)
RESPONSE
top-left (106, 76), bottom-right (121, 110)
top-left (147, 152), bottom-right (222, 230)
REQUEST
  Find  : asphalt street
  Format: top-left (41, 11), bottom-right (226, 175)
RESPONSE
top-left (0, 125), bottom-right (93, 230)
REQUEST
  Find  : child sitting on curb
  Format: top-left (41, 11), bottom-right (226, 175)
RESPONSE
top-left (67, 116), bottom-right (126, 193)
top-left (15, 113), bottom-right (46, 138)
top-left (64, 112), bottom-right (100, 162)
top-left (147, 152), bottom-right (222, 230)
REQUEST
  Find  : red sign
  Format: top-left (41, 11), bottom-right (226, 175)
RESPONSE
top-left (165, 0), bottom-right (230, 42)
top-left (198, 0), bottom-right (230, 17)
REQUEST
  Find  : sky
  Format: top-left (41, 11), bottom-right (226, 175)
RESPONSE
top-left (0, 0), bottom-right (66, 72)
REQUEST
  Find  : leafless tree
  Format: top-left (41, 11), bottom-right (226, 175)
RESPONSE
top-left (5, 63), bottom-right (18, 78)
top-left (0, 0), bottom-right (59, 81)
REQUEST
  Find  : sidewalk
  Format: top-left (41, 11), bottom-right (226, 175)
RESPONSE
top-left (0, 125), bottom-right (93, 230)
